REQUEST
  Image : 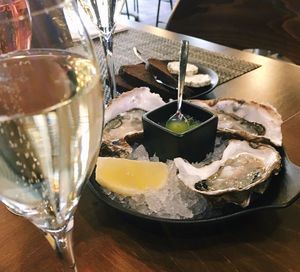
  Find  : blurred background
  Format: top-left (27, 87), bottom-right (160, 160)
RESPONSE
top-left (120, 0), bottom-right (177, 28)
top-left (120, 0), bottom-right (300, 65)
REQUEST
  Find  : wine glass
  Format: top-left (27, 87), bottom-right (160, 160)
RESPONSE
top-left (0, 0), bottom-right (104, 271)
top-left (79, 0), bottom-right (125, 100)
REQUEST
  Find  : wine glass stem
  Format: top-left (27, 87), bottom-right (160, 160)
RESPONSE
top-left (102, 35), bottom-right (116, 100)
top-left (44, 218), bottom-right (77, 272)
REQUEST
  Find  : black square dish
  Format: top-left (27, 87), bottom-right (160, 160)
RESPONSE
top-left (142, 101), bottom-right (218, 162)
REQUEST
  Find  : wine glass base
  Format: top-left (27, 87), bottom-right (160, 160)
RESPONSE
top-left (5, 205), bottom-right (22, 216)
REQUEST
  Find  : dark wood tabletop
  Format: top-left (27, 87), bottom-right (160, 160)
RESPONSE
top-left (2, 21), bottom-right (300, 272)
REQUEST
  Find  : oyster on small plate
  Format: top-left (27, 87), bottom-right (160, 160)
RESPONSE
top-left (174, 139), bottom-right (281, 207)
top-left (191, 98), bottom-right (282, 146)
top-left (101, 87), bottom-right (165, 157)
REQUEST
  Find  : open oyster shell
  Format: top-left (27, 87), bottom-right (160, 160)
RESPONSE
top-left (101, 92), bottom-right (283, 208)
top-left (190, 98), bottom-right (282, 146)
top-left (101, 87), bottom-right (165, 157)
top-left (174, 139), bottom-right (281, 207)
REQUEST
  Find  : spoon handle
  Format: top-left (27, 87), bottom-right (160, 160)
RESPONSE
top-left (177, 40), bottom-right (189, 113)
top-left (133, 47), bottom-right (149, 69)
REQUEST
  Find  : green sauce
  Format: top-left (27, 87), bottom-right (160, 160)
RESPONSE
top-left (165, 115), bottom-right (201, 134)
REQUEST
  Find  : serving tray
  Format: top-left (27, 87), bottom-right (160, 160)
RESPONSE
top-left (89, 149), bottom-right (300, 224)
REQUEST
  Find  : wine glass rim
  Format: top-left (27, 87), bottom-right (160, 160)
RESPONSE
top-left (0, 0), bottom-right (72, 23)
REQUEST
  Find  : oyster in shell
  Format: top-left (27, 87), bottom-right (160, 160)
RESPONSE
top-left (191, 98), bottom-right (282, 146)
top-left (101, 87), bottom-right (165, 157)
top-left (104, 109), bottom-right (146, 141)
top-left (174, 140), bottom-right (281, 206)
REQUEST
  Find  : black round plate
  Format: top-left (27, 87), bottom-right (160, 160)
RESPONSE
top-left (89, 149), bottom-right (300, 225)
top-left (185, 63), bottom-right (219, 98)
top-left (154, 60), bottom-right (219, 99)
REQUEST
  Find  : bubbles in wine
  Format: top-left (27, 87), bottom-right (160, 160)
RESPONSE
top-left (0, 50), bottom-right (103, 230)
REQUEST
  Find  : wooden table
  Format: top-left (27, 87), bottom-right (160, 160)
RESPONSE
top-left (2, 22), bottom-right (300, 272)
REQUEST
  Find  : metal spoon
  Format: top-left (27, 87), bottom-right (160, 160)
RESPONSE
top-left (165, 40), bottom-right (190, 133)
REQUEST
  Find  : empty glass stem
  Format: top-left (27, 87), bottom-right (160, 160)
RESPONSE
top-left (87, 0), bottom-right (121, 100)
top-left (102, 34), bottom-right (117, 100)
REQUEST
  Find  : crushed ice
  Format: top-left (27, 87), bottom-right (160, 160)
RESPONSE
top-left (104, 145), bottom-right (209, 219)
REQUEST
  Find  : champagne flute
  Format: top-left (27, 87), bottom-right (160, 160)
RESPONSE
top-left (79, 0), bottom-right (125, 100)
top-left (0, 0), bottom-right (104, 270)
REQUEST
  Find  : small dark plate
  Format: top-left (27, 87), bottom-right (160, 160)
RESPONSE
top-left (89, 149), bottom-right (300, 225)
top-left (149, 60), bottom-right (219, 99)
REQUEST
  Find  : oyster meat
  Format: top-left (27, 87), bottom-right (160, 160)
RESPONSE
top-left (101, 87), bottom-right (165, 157)
top-left (174, 139), bottom-right (281, 199)
top-left (103, 109), bottom-right (145, 141)
top-left (191, 98), bottom-right (282, 146)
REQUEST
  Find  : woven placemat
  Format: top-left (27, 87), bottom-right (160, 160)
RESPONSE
top-left (93, 29), bottom-right (261, 99)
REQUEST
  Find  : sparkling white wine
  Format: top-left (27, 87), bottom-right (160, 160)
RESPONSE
top-left (0, 50), bottom-right (103, 230)
top-left (0, 0), bottom-right (31, 53)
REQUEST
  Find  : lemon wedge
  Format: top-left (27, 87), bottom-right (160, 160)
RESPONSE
top-left (95, 157), bottom-right (168, 196)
